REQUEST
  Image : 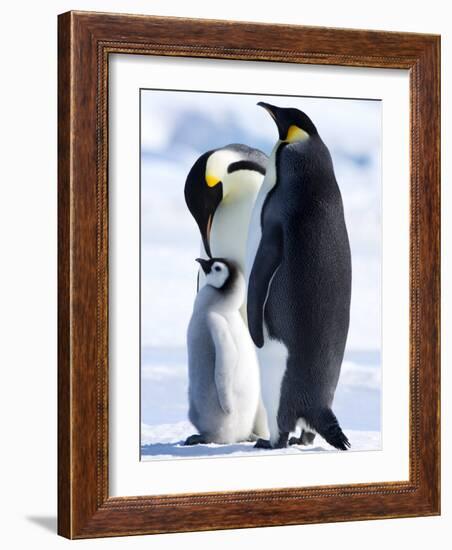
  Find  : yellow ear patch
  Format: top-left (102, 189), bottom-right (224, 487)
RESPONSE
top-left (286, 125), bottom-right (309, 143)
top-left (206, 173), bottom-right (221, 187)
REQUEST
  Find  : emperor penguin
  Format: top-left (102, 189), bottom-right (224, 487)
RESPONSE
top-left (184, 144), bottom-right (268, 305)
top-left (246, 102), bottom-right (352, 451)
top-left (185, 258), bottom-right (268, 445)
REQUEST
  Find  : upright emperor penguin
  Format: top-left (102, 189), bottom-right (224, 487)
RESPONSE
top-left (185, 258), bottom-right (268, 445)
top-left (184, 144), bottom-right (268, 302)
top-left (247, 102), bottom-right (352, 451)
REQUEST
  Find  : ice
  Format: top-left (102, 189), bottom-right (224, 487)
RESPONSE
top-left (141, 420), bottom-right (381, 460)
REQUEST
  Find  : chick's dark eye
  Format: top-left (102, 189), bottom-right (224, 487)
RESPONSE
top-left (214, 266), bottom-right (221, 272)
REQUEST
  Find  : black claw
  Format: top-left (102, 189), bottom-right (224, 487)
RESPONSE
top-left (184, 434), bottom-right (206, 446)
top-left (274, 432), bottom-right (289, 448)
top-left (254, 432), bottom-right (289, 449)
top-left (289, 430), bottom-right (316, 446)
top-left (254, 438), bottom-right (273, 449)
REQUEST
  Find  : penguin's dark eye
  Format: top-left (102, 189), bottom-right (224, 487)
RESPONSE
top-left (214, 266), bottom-right (221, 272)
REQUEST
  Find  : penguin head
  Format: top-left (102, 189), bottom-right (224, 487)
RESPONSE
top-left (258, 102), bottom-right (318, 143)
top-left (185, 145), bottom-right (267, 257)
top-left (195, 257), bottom-right (234, 290)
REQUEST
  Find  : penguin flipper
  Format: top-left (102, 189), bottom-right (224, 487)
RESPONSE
top-left (247, 223), bottom-right (283, 348)
top-left (207, 312), bottom-right (238, 415)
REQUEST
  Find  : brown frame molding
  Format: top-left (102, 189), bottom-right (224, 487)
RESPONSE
top-left (58, 11), bottom-right (440, 539)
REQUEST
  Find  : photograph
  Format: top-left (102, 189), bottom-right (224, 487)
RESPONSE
top-left (139, 89), bottom-right (382, 460)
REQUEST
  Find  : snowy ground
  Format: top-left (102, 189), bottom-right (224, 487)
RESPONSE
top-left (140, 348), bottom-right (381, 460)
top-left (141, 420), bottom-right (381, 460)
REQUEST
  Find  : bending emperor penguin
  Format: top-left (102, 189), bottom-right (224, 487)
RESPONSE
top-left (185, 258), bottom-right (268, 445)
top-left (184, 144), bottom-right (268, 308)
top-left (247, 102), bottom-right (352, 451)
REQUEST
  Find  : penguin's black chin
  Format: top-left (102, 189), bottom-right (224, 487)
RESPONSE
top-left (199, 182), bottom-right (223, 258)
top-left (200, 218), bottom-right (213, 259)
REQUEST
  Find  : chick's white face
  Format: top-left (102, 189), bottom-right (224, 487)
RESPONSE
top-left (205, 261), bottom-right (230, 289)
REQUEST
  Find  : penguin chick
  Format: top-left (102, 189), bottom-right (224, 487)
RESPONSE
top-left (185, 258), bottom-right (267, 445)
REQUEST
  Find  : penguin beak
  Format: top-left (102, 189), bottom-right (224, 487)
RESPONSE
top-left (201, 191), bottom-right (222, 258)
top-left (184, 155), bottom-right (223, 258)
top-left (200, 208), bottom-right (217, 260)
top-left (257, 101), bottom-right (287, 140)
top-left (195, 258), bottom-right (212, 274)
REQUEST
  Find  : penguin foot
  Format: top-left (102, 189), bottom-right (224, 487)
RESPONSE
top-left (302, 431), bottom-right (316, 445)
top-left (289, 430), bottom-right (316, 446)
top-left (254, 433), bottom-right (289, 449)
top-left (184, 434), bottom-right (206, 446)
top-left (274, 431), bottom-right (289, 448)
top-left (254, 438), bottom-right (273, 449)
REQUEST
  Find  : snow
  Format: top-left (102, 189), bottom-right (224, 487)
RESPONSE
top-left (340, 360), bottom-right (381, 390)
top-left (141, 420), bottom-right (381, 460)
top-left (140, 351), bottom-right (382, 460)
top-left (140, 352), bottom-right (382, 459)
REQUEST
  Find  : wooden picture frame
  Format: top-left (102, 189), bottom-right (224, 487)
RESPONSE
top-left (58, 10), bottom-right (440, 539)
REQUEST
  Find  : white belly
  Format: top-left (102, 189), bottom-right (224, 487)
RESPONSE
top-left (258, 332), bottom-right (289, 446)
top-left (228, 313), bottom-right (262, 440)
top-left (245, 143), bottom-right (280, 282)
top-left (246, 144), bottom-right (283, 445)
top-left (210, 198), bottom-right (252, 267)
top-left (198, 170), bottom-right (262, 304)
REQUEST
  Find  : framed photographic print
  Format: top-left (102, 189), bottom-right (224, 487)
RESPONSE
top-left (58, 11), bottom-right (440, 539)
